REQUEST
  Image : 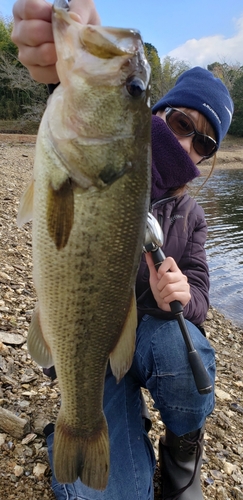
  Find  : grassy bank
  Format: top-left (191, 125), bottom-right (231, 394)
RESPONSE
top-left (1, 120), bottom-right (243, 146)
top-left (220, 133), bottom-right (243, 149)
top-left (0, 119), bottom-right (39, 135)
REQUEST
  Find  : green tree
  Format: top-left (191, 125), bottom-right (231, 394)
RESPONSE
top-left (160, 56), bottom-right (190, 96)
top-left (229, 73), bottom-right (243, 136)
top-left (207, 61), bottom-right (243, 137)
top-left (0, 16), bottom-right (18, 56)
top-left (144, 43), bottom-right (162, 106)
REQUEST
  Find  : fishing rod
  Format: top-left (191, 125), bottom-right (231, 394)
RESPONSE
top-left (143, 212), bottom-right (212, 395)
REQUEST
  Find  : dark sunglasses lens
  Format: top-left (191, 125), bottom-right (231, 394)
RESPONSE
top-left (167, 109), bottom-right (217, 157)
top-left (167, 111), bottom-right (194, 136)
top-left (193, 135), bottom-right (216, 157)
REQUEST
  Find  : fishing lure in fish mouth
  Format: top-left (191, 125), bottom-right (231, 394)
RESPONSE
top-left (17, 0), bottom-right (151, 490)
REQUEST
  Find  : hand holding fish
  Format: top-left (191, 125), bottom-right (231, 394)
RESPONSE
top-left (11, 0), bottom-right (100, 83)
top-left (145, 253), bottom-right (191, 310)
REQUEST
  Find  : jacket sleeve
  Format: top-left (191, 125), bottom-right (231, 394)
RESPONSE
top-left (136, 196), bottom-right (210, 326)
top-left (178, 213), bottom-right (209, 325)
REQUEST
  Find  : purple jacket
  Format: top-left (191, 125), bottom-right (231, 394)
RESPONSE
top-left (136, 193), bottom-right (209, 326)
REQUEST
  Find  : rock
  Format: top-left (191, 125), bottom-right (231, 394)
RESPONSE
top-left (0, 272), bottom-right (11, 283)
top-left (33, 463), bottom-right (47, 479)
top-left (14, 465), bottom-right (24, 477)
top-left (232, 470), bottom-right (243, 484)
top-left (0, 432), bottom-right (6, 445)
top-left (204, 476), bottom-right (214, 486)
top-left (231, 402), bottom-right (243, 414)
top-left (224, 461), bottom-right (237, 475)
top-left (206, 310), bottom-right (214, 320)
top-left (211, 469), bottom-right (224, 480)
top-left (0, 332), bottom-right (26, 346)
top-left (215, 388), bottom-right (232, 401)
top-left (0, 407), bottom-right (30, 438)
top-left (0, 342), bottom-right (9, 355)
top-left (21, 433), bottom-right (37, 445)
top-left (232, 487), bottom-right (243, 500)
top-left (215, 485), bottom-right (230, 499)
top-left (33, 416), bottom-right (51, 436)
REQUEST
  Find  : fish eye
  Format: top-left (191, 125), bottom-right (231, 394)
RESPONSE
top-left (126, 77), bottom-right (145, 98)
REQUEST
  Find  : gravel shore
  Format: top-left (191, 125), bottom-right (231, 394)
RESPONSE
top-left (0, 137), bottom-right (243, 499)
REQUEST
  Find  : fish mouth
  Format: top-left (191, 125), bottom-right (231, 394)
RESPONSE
top-left (79, 26), bottom-right (141, 59)
top-left (52, 0), bottom-right (144, 59)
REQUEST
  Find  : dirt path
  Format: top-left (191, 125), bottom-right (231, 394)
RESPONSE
top-left (0, 137), bottom-right (243, 499)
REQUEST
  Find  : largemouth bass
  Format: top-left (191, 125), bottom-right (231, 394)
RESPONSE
top-left (17, 0), bottom-right (151, 490)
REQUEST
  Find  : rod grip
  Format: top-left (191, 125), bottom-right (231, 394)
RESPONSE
top-left (188, 350), bottom-right (213, 394)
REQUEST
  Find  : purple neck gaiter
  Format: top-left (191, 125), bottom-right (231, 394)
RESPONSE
top-left (151, 115), bottom-right (200, 202)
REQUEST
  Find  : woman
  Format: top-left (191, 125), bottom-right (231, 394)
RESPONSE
top-left (11, 1), bottom-right (234, 499)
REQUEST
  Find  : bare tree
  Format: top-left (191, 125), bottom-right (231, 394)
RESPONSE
top-left (0, 53), bottom-right (48, 122)
top-left (208, 60), bottom-right (243, 92)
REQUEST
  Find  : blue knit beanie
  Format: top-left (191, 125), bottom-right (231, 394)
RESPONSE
top-left (152, 66), bottom-right (234, 147)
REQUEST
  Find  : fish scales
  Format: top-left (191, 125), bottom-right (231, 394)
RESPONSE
top-left (17, 0), bottom-right (151, 490)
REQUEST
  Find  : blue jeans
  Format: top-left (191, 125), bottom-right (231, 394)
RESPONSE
top-left (47, 316), bottom-right (215, 500)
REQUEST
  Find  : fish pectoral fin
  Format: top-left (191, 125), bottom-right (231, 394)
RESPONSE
top-left (17, 178), bottom-right (34, 227)
top-left (54, 410), bottom-right (109, 489)
top-left (27, 305), bottom-right (53, 368)
top-left (110, 291), bottom-right (137, 383)
top-left (47, 177), bottom-right (74, 250)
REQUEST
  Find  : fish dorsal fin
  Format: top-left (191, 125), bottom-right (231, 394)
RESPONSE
top-left (17, 178), bottom-right (34, 227)
top-left (27, 304), bottom-right (53, 368)
top-left (109, 292), bottom-right (137, 383)
top-left (47, 178), bottom-right (74, 250)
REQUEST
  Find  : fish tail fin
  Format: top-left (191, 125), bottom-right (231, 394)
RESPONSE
top-left (53, 411), bottom-right (109, 490)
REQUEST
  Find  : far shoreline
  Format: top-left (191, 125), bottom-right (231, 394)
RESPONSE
top-left (200, 162), bottom-right (243, 172)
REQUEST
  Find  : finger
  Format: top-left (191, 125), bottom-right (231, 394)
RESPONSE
top-left (158, 256), bottom-right (179, 275)
top-left (162, 290), bottom-right (191, 307)
top-left (12, 19), bottom-right (54, 47)
top-left (18, 42), bottom-right (57, 69)
top-left (159, 278), bottom-right (191, 301)
top-left (27, 63), bottom-right (60, 84)
top-left (145, 253), bottom-right (160, 283)
top-left (69, 0), bottom-right (101, 24)
top-left (12, 0), bottom-right (52, 22)
top-left (157, 272), bottom-right (188, 295)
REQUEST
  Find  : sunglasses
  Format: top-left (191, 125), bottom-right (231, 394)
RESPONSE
top-left (165, 107), bottom-right (218, 158)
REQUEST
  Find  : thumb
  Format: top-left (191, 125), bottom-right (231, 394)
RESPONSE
top-left (68, 0), bottom-right (101, 24)
top-left (145, 252), bottom-right (160, 285)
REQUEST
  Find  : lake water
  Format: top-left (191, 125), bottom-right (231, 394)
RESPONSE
top-left (192, 168), bottom-right (243, 328)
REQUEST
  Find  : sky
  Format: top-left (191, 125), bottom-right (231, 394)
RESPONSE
top-left (2, 0), bottom-right (243, 67)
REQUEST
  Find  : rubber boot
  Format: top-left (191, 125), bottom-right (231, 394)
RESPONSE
top-left (159, 426), bottom-right (205, 500)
